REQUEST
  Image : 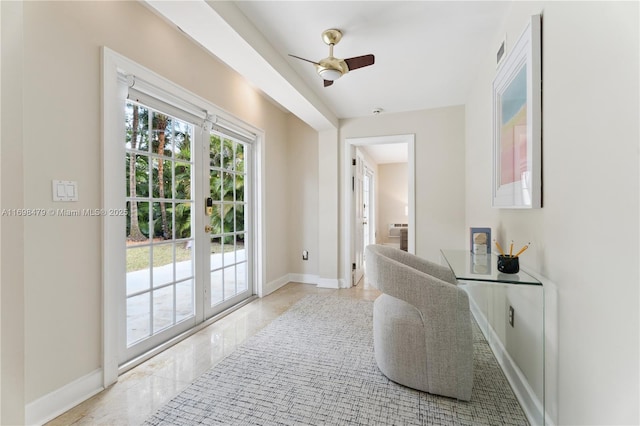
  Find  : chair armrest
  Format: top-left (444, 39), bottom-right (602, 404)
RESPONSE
top-left (366, 246), bottom-right (465, 314)
top-left (366, 244), bottom-right (457, 284)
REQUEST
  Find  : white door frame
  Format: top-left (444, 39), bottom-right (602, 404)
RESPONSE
top-left (342, 134), bottom-right (415, 288)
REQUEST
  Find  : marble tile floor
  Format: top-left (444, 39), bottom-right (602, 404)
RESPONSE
top-left (47, 281), bottom-right (381, 425)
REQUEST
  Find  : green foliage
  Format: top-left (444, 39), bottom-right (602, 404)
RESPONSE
top-left (125, 101), bottom-right (245, 244)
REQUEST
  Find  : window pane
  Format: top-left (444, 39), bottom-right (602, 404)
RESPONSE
top-left (174, 123), bottom-right (191, 161)
top-left (236, 143), bottom-right (244, 173)
top-left (176, 279), bottom-right (194, 322)
top-left (210, 204), bottom-right (223, 236)
top-left (152, 159), bottom-right (172, 199)
top-left (210, 135), bottom-right (221, 167)
top-left (223, 265), bottom-right (236, 299)
top-left (236, 174), bottom-right (244, 201)
top-left (237, 262), bottom-right (247, 293)
top-left (222, 139), bottom-right (233, 170)
top-left (126, 245), bottom-right (151, 295)
top-left (127, 201), bottom-right (150, 241)
top-left (211, 270), bottom-right (223, 306)
top-left (175, 162), bottom-right (191, 200)
top-left (210, 237), bottom-right (223, 269)
top-left (175, 239), bottom-right (194, 281)
top-left (223, 204), bottom-right (234, 234)
top-left (153, 286), bottom-right (174, 333)
top-left (152, 243), bottom-right (174, 287)
top-left (222, 172), bottom-right (234, 201)
top-left (210, 170), bottom-right (221, 201)
top-left (132, 155), bottom-right (150, 197)
top-left (175, 202), bottom-right (192, 240)
top-left (236, 204), bottom-right (245, 233)
top-left (237, 234), bottom-right (246, 262)
top-left (153, 202), bottom-right (173, 240)
top-left (153, 113), bottom-right (171, 157)
top-left (223, 243), bottom-right (235, 266)
top-left (127, 292), bottom-right (150, 346)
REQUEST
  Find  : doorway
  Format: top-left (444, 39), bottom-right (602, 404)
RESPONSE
top-left (343, 134), bottom-right (415, 287)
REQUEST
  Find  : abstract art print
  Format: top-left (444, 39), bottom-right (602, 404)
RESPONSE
top-left (492, 15), bottom-right (542, 208)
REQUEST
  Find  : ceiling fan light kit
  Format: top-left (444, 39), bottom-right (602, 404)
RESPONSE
top-left (318, 68), bottom-right (343, 81)
top-left (289, 28), bottom-right (375, 87)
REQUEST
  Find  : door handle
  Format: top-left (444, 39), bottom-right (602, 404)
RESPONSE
top-left (205, 225), bottom-right (212, 233)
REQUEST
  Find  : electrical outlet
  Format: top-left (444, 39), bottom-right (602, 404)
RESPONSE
top-left (508, 305), bottom-right (515, 327)
top-left (302, 250), bottom-right (308, 261)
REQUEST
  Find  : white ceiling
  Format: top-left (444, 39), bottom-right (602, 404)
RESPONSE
top-left (233, 1), bottom-right (510, 118)
top-left (145, 1), bottom-right (510, 158)
top-left (359, 143), bottom-right (408, 165)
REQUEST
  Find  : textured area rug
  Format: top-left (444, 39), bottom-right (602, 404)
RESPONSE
top-left (145, 295), bottom-right (528, 425)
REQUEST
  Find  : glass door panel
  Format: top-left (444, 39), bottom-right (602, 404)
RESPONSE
top-left (205, 133), bottom-right (251, 318)
top-left (123, 102), bottom-right (196, 359)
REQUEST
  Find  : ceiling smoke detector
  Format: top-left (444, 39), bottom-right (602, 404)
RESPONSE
top-left (372, 108), bottom-right (383, 115)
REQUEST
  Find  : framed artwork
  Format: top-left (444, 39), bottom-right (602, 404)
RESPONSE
top-left (470, 227), bottom-right (491, 254)
top-left (492, 15), bottom-right (542, 208)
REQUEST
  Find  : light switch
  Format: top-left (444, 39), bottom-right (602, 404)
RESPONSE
top-left (56, 183), bottom-right (66, 198)
top-left (52, 180), bottom-right (78, 202)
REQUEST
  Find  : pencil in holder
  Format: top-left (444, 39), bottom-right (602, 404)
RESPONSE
top-left (497, 255), bottom-right (519, 274)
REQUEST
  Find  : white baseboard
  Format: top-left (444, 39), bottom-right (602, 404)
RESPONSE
top-left (25, 368), bottom-right (103, 426)
top-left (263, 274), bottom-right (290, 296)
top-left (288, 273), bottom-right (319, 285)
top-left (467, 296), bottom-right (551, 426)
top-left (317, 277), bottom-right (340, 288)
top-left (264, 274), bottom-right (342, 292)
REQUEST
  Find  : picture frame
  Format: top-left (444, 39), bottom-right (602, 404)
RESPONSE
top-left (492, 15), bottom-right (542, 208)
top-left (470, 227), bottom-right (491, 254)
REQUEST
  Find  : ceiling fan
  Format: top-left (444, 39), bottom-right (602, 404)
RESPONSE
top-left (289, 29), bottom-right (375, 87)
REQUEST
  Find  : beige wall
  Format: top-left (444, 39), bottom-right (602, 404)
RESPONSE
top-left (317, 128), bottom-right (340, 286)
top-left (340, 106), bottom-right (466, 263)
top-left (377, 163), bottom-right (408, 245)
top-left (287, 115), bottom-right (319, 276)
top-left (14, 0), bottom-right (294, 407)
top-left (1, 2), bottom-right (26, 423)
top-left (465, 2), bottom-right (639, 424)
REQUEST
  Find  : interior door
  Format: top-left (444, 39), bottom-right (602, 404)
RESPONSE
top-left (353, 150), bottom-right (365, 285)
top-left (363, 167), bottom-right (374, 252)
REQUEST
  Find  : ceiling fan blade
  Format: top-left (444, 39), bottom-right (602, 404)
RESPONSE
top-left (288, 54), bottom-right (320, 66)
top-left (324, 80), bottom-right (334, 87)
top-left (344, 54), bottom-right (375, 71)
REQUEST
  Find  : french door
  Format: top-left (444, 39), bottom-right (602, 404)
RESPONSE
top-left (204, 131), bottom-right (252, 318)
top-left (121, 99), bottom-right (253, 364)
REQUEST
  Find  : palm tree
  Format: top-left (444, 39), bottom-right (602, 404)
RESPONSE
top-left (128, 105), bottom-right (146, 242)
top-left (154, 113), bottom-right (170, 239)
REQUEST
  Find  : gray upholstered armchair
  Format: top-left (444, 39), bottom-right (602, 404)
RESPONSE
top-left (365, 244), bottom-right (473, 401)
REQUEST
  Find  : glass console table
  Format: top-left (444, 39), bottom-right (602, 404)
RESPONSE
top-left (440, 249), bottom-right (545, 425)
top-left (440, 249), bottom-right (541, 286)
